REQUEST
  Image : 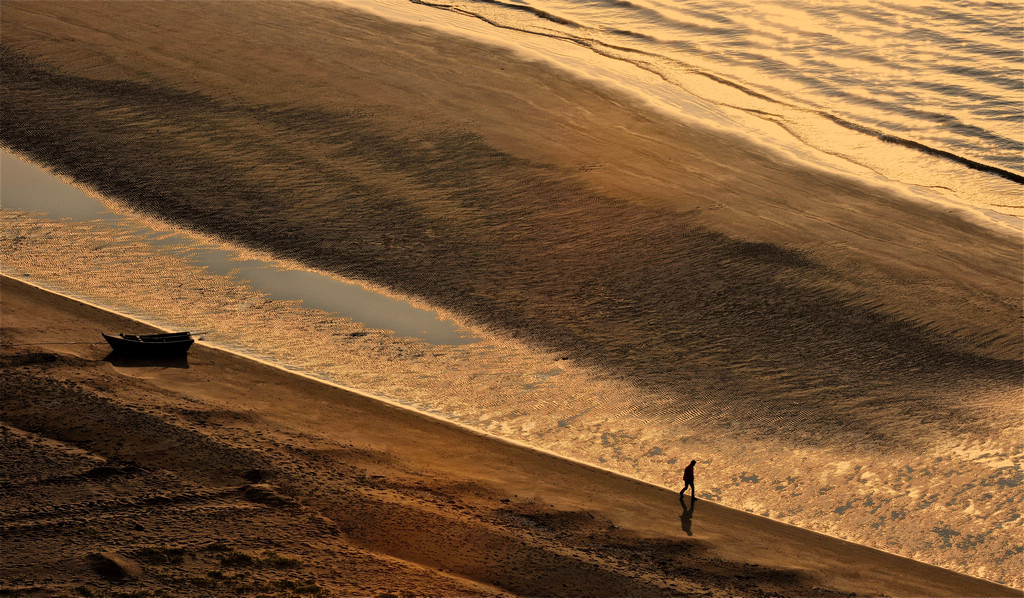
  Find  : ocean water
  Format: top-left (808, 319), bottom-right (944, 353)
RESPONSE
top-left (2, 0), bottom-right (1022, 590)
top-left (361, 0), bottom-right (1022, 224)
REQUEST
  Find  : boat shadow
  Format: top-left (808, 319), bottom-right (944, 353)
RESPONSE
top-left (103, 352), bottom-right (190, 369)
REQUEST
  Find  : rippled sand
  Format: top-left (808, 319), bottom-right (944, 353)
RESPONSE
top-left (1, 0), bottom-right (1021, 588)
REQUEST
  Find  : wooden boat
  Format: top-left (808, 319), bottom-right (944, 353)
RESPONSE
top-left (102, 331), bottom-right (195, 358)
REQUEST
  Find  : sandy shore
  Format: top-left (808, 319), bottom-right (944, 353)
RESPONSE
top-left (1, 274), bottom-right (1018, 597)
top-left (1, 0), bottom-right (1022, 591)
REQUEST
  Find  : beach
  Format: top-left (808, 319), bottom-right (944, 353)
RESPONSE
top-left (2, 275), bottom-right (1018, 596)
top-left (1, 0), bottom-right (1022, 593)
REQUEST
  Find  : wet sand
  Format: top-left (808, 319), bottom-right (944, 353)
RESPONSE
top-left (1, 0), bottom-right (1022, 591)
top-left (2, 275), bottom-right (1019, 597)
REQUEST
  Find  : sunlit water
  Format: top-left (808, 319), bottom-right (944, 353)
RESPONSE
top-left (3, 149), bottom-right (1021, 588)
top-left (354, 0), bottom-right (1022, 223)
top-left (1, 152), bottom-right (477, 346)
top-left (2, 0), bottom-right (1023, 588)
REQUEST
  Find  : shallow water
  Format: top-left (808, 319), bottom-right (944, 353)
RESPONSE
top-left (3, 149), bottom-right (1021, 587)
top-left (354, 0), bottom-right (1022, 221)
top-left (2, 0), bottom-right (1022, 588)
top-left (1, 151), bottom-right (477, 346)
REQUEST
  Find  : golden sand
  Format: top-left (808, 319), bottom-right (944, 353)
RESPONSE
top-left (1, 1), bottom-right (1021, 593)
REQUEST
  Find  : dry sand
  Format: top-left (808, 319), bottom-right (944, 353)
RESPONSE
top-left (2, 275), bottom-right (1019, 597)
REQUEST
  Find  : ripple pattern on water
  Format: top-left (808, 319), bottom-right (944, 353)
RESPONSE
top-left (1, 0), bottom-right (1021, 586)
top-left (2, 210), bottom-right (1021, 587)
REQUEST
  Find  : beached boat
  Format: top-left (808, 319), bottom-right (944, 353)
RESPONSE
top-left (102, 331), bottom-right (195, 358)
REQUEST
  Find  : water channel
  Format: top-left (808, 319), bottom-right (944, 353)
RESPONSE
top-left (1, 150), bottom-right (478, 346)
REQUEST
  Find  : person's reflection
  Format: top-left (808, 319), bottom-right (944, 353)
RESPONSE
top-left (679, 492), bottom-right (697, 536)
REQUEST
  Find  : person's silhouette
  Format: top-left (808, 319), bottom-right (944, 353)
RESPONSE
top-left (679, 491), bottom-right (696, 536)
top-left (682, 459), bottom-right (696, 501)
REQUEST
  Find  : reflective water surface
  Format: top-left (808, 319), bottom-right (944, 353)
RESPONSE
top-left (1, 151), bottom-right (478, 346)
top-left (3, 148), bottom-right (1021, 588)
top-left (356, 0), bottom-right (1022, 223)
top-left (2, 0), bottom-right (1021, 587)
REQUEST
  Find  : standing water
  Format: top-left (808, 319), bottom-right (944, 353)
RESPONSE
top-left (1, 151), bottom-right (478, 346)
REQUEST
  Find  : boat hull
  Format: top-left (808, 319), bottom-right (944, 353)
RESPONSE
top-left (102, 332), bottom-right (195, 358)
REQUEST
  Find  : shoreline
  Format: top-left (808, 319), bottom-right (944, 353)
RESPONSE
top-left (3, 273), bottom-right (688, 502)
top-left (2, 273), bottom-right (1020, 597)
top-left (0, 273), bottom-right (990, 563)
top-left (1, 0), bottom-right (1021, 589)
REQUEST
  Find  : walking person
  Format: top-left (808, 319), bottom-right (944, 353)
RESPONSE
top-left (681, 459), bottom-right (697, 502)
